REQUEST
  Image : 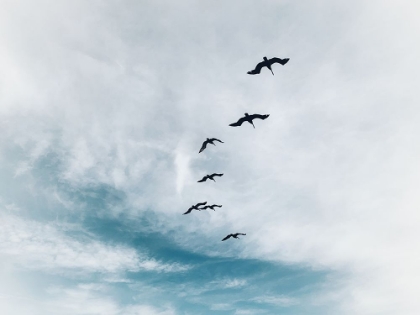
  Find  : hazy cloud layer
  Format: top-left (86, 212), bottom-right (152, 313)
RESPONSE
top-left (1, 0), bottom-right (420, 314)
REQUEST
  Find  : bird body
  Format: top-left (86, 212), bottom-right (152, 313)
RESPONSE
top-left (200, 204), bottom-right (222, 211)
top-left (221, 233), bottom-right (246, 241)
top-left (197, 173), bottom-right (224, 183)
top-left (247, 57), bottom-right (289, 75)
top-left (229, 113), bottom-right (269, 128)
top-left (183, 202), bottom-right (207, 215)
top-left (199, 138), bottom-right (224, 153)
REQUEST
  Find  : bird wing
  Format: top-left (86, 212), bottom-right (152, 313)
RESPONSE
top-left (215, 205), bottom-right (222, 207)
top-left (196, 201), bottom-right (207, 207)
top-left (210, 138), bottom-right (224, 143)
top-left (229, 116), bottom-right (247, 127)
top-left (247, 60), bottom-right (266, 74)
top-left (238, 233), bottom-right (246, 236)
top-left (197, 176), bottom-right (207, 182)
top-left (268, 57), bottom-right (289, 66)
top-left (249, 114), bottom-right (269, 121)
top-left (222, 234), bottom-right (232, 241)
top-left (199, 141), bottom-right (207, 153)
top-left (212, 173), bottom-right (224, 177)
top-left (183, 208), bottom-right (193, 215)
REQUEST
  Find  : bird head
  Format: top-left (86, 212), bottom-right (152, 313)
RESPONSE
top-left (263, 56), bottom-right (268, 61)
top-left (244, 113), bottom-right (249, 116)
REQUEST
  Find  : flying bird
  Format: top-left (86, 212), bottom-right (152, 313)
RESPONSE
top-left (221, 233), bottom-right (246, 241)
top-left (198, 173), bottom-right (224, 183)
top-left (229, 113), bottom-right (269, 128)
top-left (199, 138), bottom-right (224, 153)
top-left (183, 202), bottom-right (207, 215)
top-left (247, 57), bottom-right (289, 75)
top-left (201, 204), bottom-right (222, 211)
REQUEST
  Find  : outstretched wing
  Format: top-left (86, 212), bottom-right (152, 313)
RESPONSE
top-left (183, 208), bottom-right (193, 215)
top-left (199, 141), bottom-right (208, 153)
top-left (229, 116), bottom-right (247, 127)
top-left (195, 201), bottom-right (207, 207)
top-left (247, 60), bottom-right (266, 75)
top-left (211, 173), bottom-right (224, 177)
top-left (268, 57), bottom-right (289, 66)
top-left (215, 205), bottom-right (222, 208)
top-left (197, 176), bottom-right (207, 183)
top-left (222, 234), bottom-right (233, 241)
top-left (210, 138), bottom-right (224, 143)
top-left (238, 233), bottom-right (246, 236)
top-left (249, 114), bottom-right (269, 121)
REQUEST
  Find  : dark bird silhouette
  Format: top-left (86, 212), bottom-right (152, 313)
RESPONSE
top-left (229, 113), bottom-right (269, 128)
top-left (247, 57), bottom-right (289, 75)
top-left (199, 138), bottom-right (224, 153)
top-left (183, 202), bottom-right (207, 215)
top-left (221, 233), bottom-right (246, 241)
top-left (197, 173), bottom-right (224, 183)
top-left (200, 204), bottom-right (222, 211)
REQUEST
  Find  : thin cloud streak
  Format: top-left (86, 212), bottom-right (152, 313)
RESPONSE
top-left (0, 212), bottom-right (189, 274)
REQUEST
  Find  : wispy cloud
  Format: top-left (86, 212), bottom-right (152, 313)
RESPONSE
top-left (0, 282), bottom-right (177, 315)
top-left (211, 278), bottom-right (247, 289)
top-left (0, 212), bottom-right (188, 274)
top-left (252, 295), bottom-right (299, 307)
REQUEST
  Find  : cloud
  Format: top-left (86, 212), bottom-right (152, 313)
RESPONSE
top-left (0, 280), bottom-right (177, 315)
top-left (0, 212), bottom-right (188, 274)
top-left (252, 295), bottom-right (299, 307)
top-left (211, 278), bottom-right (247, 289)
top-left (0, 0), bottom-right (420, 314)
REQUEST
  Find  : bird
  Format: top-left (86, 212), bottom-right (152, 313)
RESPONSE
top-left (197, 173), bottom-right (224, 183)
top-left (183, 202), bottom-right (207, 215)
top-left (247, 57), bottom-right (289, 75)
top-left (199, 138), bottom-right (224, 153)
top-left (229, 113), bottom-right (269, 128)
top-left (222, 233), bottom-right (246, 241)
top-left (200, 204), bottom-right (222, 211)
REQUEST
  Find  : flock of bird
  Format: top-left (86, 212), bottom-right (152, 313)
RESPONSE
top-left (182, 56), bottom-right (290, 241)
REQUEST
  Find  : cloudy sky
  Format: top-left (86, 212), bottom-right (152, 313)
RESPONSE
top-left (1, 0), bottom-right (419, 314)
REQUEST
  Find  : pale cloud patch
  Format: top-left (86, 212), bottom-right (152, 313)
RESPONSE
top-left (234, 309), bottom-right (265, 315)
top-left (174, 146), bottom-right (192, 194)
top-left (211, 278), bottom-right (247, 289)
top-left (0, 212), bottom-right (188, 274)
top-left (252, 295), bottom-right (299, 307)
top-left (0, 282), bottom-right (178, 315)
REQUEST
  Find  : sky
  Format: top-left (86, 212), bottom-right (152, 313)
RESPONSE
top-left (0, 0), bottom-right (420, 314)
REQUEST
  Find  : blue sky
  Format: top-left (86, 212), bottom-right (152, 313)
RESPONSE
top-left (1, 0), bottom-right (420, 314)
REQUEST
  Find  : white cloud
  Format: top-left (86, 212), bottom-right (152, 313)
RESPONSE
top-left (0, 280), bottom-right (176, 315)
top-left (211, 278), bottom-right (247, 289)
top-left (252, 295), bottom-right (299, 307)
top-left (0, 212), bottom-right (188, 274)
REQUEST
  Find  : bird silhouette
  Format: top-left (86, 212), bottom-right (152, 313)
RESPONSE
top-left (183, 202), bottom-right (207, 215)
top-left (221, 233), bottom-right (246, 241)
top-left (199, 138), bottom-right (224, 153)
top-left (200, 204), bottom-right (222, 211)
top-left (247, 57), bottom-right (289, 75)
top-left (229, 113), bottom-right (269, 128)
top-left (198, 173), bottom-right (224, 182)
